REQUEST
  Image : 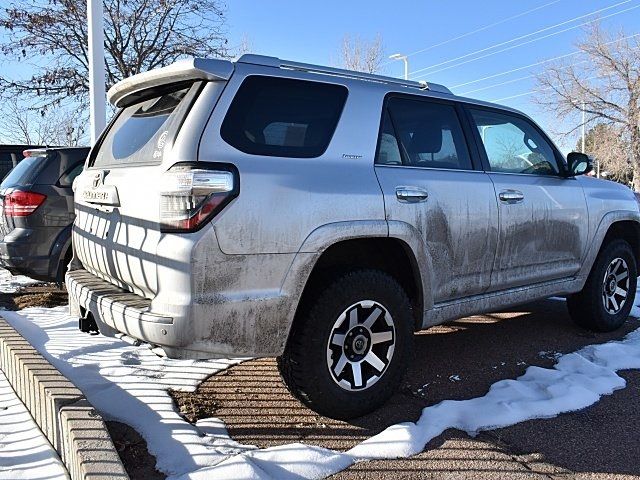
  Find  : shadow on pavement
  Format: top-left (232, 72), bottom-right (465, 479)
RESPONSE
top-left (173, 298), bottom-right (640, 478)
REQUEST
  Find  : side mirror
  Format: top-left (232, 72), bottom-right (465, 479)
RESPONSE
top-left (566, 151), bottom-right (593, 177)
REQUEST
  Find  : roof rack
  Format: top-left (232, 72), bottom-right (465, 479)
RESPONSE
top-left (236, 54), bottom-right (452, 95)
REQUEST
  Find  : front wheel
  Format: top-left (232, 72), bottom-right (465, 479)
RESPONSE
top-left (278, 269), bottom-right (414, 420)
top-left (567, 239), bottom-right (637, 332)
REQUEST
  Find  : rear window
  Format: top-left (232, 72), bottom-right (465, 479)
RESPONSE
top-left (220, 76), bottom-right (348, 158)
top-left (92, 83), bottom-right (197, 168)
top-left (0, 155), bottom-right (45, 188)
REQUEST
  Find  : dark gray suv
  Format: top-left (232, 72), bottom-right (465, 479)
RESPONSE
top-left (0, 147), bottom-right (88, 282)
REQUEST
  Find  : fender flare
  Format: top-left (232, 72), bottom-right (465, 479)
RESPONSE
top-left (47, 224), bottom-right (73, 280)
top-left (387, 220), bottom-right (434, 311)
top-left (576, 210), bottom-right (640, 289)
top-left (277, 220), bottom-right (432, 352)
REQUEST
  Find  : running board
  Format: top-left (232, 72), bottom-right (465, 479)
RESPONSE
top-left (422, 277), bottom-right (580, 328)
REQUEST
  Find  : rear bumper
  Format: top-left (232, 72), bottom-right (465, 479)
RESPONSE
top-left (66, 269), bottom-right (176, 346)
top-left (67, 227), bottom-right (316, 359)
top-left (0, 228), bottom-right (54, 280)
top-left (66, 265), bottom-right (294, 359)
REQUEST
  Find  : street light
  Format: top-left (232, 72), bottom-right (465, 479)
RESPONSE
top-left (389, 53), bottom-right (408, 80)
top-left (480, 125), bottom-right (493, 142)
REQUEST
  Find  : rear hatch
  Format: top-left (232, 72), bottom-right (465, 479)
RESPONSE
top-left (73, 59), bottom-right (233, 299)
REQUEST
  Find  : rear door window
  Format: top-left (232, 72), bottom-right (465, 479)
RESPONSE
top-left (220, 76), bottom-right (348, 158)
top-left (376, 97), bottom-right (472, 170)
top-left (0, 152), bottom-right (15, 177)
top-left (92, 83), bottom-right (198, 168)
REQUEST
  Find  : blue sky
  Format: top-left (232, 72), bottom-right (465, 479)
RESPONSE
top-left (0, 0), bottom-right (638, 149)
top-left (225, 0), bottom-right (640, 150)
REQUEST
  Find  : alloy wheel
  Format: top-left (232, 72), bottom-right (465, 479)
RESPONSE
top-left (602, 257), bottom-right (630, 315)
top-left (326, 300), bottom-right (396, 391)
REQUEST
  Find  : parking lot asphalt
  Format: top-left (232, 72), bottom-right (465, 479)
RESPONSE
top-left (174, 298), bottom-right (640, 479)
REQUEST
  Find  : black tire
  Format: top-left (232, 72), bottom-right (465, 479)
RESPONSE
top-left (567, 239), bottom-right (637, 332)
top-left (56, 248), bottom-right (72, 287)
top-left (278, 269), bottom-right (414, 420)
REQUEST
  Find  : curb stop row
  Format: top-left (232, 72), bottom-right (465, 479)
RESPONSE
top-left (0, 317), bottom-right (129, 480)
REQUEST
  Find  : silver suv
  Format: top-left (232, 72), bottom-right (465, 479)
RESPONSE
top-left (67, 55), bottom-right (640, 419)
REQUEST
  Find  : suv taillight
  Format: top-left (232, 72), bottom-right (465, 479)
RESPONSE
top-left (160, 163), bottom-right (238, 233)
top-left (3, 191), bottom-right (47, 216)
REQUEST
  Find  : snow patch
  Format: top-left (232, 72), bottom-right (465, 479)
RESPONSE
top-left (1, 307), bottom-right (251, 478)
top-left (176, 326), bottom-right (640, 478)
top-left (0, 269), bottom-right (41, 294)
top-left (348, 329), bottom-right (640, 461)
top-left (538, 350), bottom-right (562, 361)
top-left (0, 371), bottom-right (67, 479)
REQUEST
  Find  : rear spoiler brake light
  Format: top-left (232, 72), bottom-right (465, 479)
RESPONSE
top-left (23, 149), bottom-right (48, 158)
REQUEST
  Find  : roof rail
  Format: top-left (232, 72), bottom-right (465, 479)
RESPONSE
top-left (236, 54), bottom-right (452, 94)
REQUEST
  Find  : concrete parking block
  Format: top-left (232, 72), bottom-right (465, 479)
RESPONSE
top-left (0, 317), bottom-right (129, 480)
top-left (60, 399), bottom-right (129, 480)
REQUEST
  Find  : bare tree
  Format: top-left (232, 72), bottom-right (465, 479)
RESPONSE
top-left (577, 123), bottom-right (631, 184)
top-left (535, 23), bottom-right (640, 188)
top-left (339, 34), bottom-right (384, 74)
top-left (0, 0), bottom-right (229, 109)
top-left (235, 34), bottom-right (253, 57)
top-left (0, 97), bottom-right (86, 146)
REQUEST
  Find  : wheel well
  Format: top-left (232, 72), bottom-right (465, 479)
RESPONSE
top-left (56, 245), bottom-right (73, 283)
top-left (603, 221), bottom-right (640, 265)
top-left (296, 238), bottom-right (423, 330)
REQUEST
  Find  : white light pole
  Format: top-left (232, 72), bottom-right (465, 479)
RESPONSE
top-left (88, 0), bottom-right (106, 145)
top-left (480, 125), bottom-right (493, 142)
top-left (581, 101), bottom-right (586, 153)
top-left (389, 53), bottom-right (408, 80)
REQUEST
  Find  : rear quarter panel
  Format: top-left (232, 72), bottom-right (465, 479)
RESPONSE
top-left (198, 64), bottom-right (388, 255)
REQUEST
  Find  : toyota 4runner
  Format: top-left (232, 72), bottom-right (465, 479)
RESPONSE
top-left (67, 55), bottom-right (640, 419)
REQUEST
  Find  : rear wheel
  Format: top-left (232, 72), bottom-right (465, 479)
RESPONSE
top-left (567, 239), bottom-right (637, 332)
top-left (56, 248), bottom-right (72, 286)
top-left (278, 269), bottom-right (414, 420)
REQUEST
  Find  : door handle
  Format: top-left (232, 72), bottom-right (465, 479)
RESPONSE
top-left (396, 186), bottom-right (429, 203)
top-left (498, 190), bottom-right (525, 204)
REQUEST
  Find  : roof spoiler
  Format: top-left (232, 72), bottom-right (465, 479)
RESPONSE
top-left (108, 58), bottom-right (233, 108)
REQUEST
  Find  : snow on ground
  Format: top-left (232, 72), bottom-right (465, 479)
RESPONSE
top-left (2, 265), bottom-right (640, 479)
top-left (6, 305), bottom-right (640, 480)
top-left (0, 370), bottom-right (68, 479)
top-left (1, 306), bottom-right (252, 478)
top-left (176, 326), bottom-right (640, 479)
top-left (0, 269), bottom-right (41, 293)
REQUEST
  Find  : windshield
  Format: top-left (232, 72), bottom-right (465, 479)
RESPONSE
top-left (1, 155), bottom-right (46, 188)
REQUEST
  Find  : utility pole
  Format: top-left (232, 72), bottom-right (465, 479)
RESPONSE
top-left (389, 54), bottom-right (408, 80)
top-left (88, 0), bottom-right (106, 145)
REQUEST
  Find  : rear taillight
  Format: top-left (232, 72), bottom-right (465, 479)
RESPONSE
top-left (3, 191), bottom-right (47, 216)
top-left (160, 163), bottom-right (238, 233)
